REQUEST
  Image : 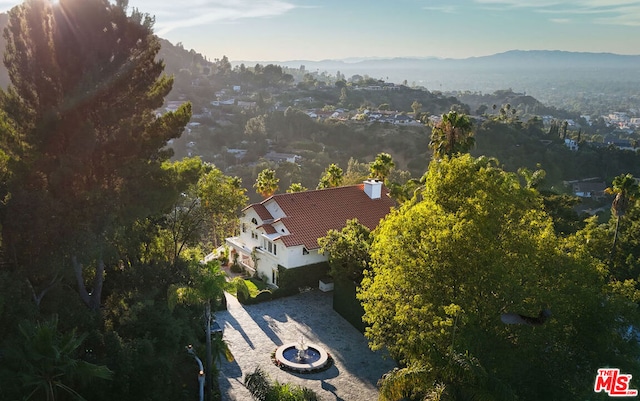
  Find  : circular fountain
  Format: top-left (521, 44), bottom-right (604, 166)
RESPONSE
top-left (273, 337), bottom-right (331, 373)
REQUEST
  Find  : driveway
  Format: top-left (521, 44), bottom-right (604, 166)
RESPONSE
top-left (216, 289), bottom-right (397, 400)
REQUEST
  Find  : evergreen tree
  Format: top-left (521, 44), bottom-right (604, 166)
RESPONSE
top-left (0, 0), bottom-right (191, 311)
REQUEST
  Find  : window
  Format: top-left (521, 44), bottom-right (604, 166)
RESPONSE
top-left (261, 239), bottom-right (278, 256)
top-left (251, 231), bottom-right (258, 239)
top-left (242, 223), bottom-right (246, 233)
top-left (302, 247), bottom-right (309, 255)
top-left (251, 218), bottom-right (258, 225)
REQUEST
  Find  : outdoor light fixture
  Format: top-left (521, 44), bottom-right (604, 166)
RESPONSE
top-left (186, 345), bottom-right (205, 401)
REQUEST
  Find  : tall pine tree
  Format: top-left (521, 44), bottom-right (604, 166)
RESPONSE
top-left (0, 0), bottom-right (191, 310)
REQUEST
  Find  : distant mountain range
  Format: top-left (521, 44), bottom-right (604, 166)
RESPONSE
top-left (237, 50), bottom-right (640, 71)
top-left (0, 7), bottom-right (636, 109)
top-left (234, 50), bottom-right (640, 102)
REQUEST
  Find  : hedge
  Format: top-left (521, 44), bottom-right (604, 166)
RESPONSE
top-left (277, 262), bottom-right (330, 293)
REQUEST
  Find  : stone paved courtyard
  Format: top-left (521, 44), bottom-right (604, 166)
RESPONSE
top-left (216, 289), bottom-right (397, 401)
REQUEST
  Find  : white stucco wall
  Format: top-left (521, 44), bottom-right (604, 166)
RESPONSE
top-left (254, 248), bottom-right (280, 285)
top-left (231, 205), bottom-right (329, 285)
top-left (264, 199), bottom-right (286, 219)
top-left (238, 209), bottom-right (264, 249)
top-left (283, 245), bottom-right (327, 268)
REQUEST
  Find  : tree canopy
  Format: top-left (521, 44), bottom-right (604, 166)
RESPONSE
top-left (359, 154), bottom-right (640, 400)
top-left (0, 0), bottom-right (191, 310)
top-left (318, 218), bottom-right (372, 283)
top-left (254, 168), bottom-right (279, 198)
top-left (429, 111), bottom-right (475, 159)
top-left (317, 163), bottom-right (344, 189)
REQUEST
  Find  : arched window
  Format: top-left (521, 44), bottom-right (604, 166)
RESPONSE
top-left (251, 218), bottom-right (258, 225)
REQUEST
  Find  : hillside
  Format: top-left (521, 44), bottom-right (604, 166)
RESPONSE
top-left (236, 50), bottom-right (640, 110)
top-left (0, 6), bottom-right (634, 115)
top-left (0, 13), bottom-right (213, 90)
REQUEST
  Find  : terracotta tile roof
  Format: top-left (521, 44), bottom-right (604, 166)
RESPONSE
top-left (247, 203), bottom-right (273, 221)
top-left (245, 184), bottom-right (394, 250)
top-left (258, 224), bottom-right (277, 234)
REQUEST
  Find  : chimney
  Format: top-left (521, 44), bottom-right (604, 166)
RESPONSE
top-left (363, 179), bottom-right (382, 199)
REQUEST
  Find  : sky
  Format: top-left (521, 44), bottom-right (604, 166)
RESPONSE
top-left (1, 0), bottom-right (639, 62)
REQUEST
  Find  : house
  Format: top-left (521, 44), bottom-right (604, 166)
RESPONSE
top-left (225, 180), bottom-right (394, 286)
top-left (571, 181), bottom-right (607, 199)
top-left (564, 138), bottom-right (579, 151)
top-left (263, 152), bottom-right (300, 164)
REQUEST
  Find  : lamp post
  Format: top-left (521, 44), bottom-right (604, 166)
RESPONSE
top-left (186, 345), bottom-right (205, 401)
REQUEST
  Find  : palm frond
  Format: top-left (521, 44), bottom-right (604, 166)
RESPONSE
top-left (378, 364), bottom-right (441, 401)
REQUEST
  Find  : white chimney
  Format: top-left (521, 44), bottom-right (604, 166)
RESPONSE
top-left (363, 179), bottom-right (382, 199)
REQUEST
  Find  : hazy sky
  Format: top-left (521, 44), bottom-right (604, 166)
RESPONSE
top-left (1, 0), bottom-right (639, 61)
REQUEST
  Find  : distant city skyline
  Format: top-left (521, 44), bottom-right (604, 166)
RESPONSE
top-left (1, 0), bottom-right (639, 62)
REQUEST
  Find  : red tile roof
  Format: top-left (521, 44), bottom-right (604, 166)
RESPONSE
top-left (244, 184), bottom-right (395, 250)
top-left (258, 224), bottom-right (277, 234)
top-left (249, 203), bottom-right (274, 221)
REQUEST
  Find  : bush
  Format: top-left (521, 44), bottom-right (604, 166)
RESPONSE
top-left (218, 246), bottom-right (230, 265)
top-left (252, 290), bottom-right (273, 304)
top-left (232, 277), bottom-right (250, 304)
top-left (244, 367), bottom-right (319, 401)
top-left (277, 262), bottom-right (329, 293)
top-left (230, 263), bottom-right (243, 274)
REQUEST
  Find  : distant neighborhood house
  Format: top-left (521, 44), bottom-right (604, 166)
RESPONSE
top-left (565, 179), bottom-right (608, 199)
top-left (225, 180), bottom-right (395, 286)
top-left (564, 138), bottom-right (579, 151)
top-left (263, 151), bottom-right (301, 164)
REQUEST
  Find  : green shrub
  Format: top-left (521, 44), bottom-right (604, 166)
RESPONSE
top-left (277, 262), bottom-right (329, 293)
top-left (232, 277), bottom-right (250, 304)
top-left (246, 277), bottom-right (267, 296)
top-left (218, 248), bottom-right (229, 265)
top-left (271, 286), bottom-right (299, 299)
top-left (252, 290), bottom-right (273, 303)
top-left (230, 263), bottom-right (243, 273)
top-left (244, 367), bottom-right (319, 401)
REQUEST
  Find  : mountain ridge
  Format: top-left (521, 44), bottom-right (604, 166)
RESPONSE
top-left (231, 50), bottom-right (640, 101)
top-left (233, 49), bottom-right (640, 68)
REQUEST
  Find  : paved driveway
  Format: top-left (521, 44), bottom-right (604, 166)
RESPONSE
top-left (216, 289), bottom-right (397, 401)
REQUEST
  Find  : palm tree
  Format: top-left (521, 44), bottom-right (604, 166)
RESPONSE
top-left (605, 173), bottom-right (639, 260)
top-left (244, 366), bottom-right (319, 401)
top-left (429, 111), bottom-right (475, 159)
top-left (286, 183), bottom-right (307, 193)
top-left (6, 316), bottom-right (113, 401)
top-left (254, 169), bottom-right (279, 198)
top-left (369, 152), bottom-right (395, 182)
top-left (317, 163), bottom-right (343, 189)
top-left (378, 365), bottom-right (443, 401)
top-left (168, 261), bottom-right (230, 401)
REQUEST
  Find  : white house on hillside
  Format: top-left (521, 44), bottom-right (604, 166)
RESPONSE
top-left (225, 180), bottom-right (395, 286)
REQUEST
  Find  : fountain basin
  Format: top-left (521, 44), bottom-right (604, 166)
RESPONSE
top-left (273, 342), bottom-right (331, 373)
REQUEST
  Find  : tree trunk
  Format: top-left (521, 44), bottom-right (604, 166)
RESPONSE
top-left (27, 275), bottom-right (60, 308)
top-left (72, 256), bottom-right (105, 312)
top-left (610, 216), bottom-right (621, 265)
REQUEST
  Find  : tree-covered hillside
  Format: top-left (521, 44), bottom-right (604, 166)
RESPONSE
top-left (0, 2), bottom-right (639, 401)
